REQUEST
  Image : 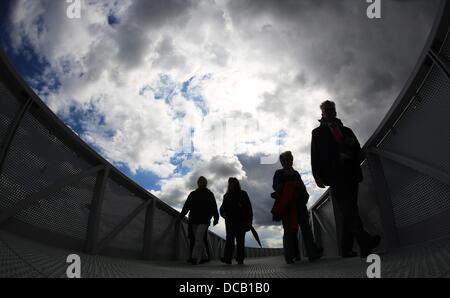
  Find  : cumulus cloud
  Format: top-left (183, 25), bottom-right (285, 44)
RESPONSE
top-left (2, 0), bottom-right (439, 247)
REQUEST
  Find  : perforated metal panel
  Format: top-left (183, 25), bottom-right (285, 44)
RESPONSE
top-left (149, 207), bottom-right (184, 260)
top-left (380, 157), bottom-right (450, 230)
top-left (0, 109), bottom-right (94, 211)
top-left (14, 175), bottom-right (96, 240)
top-left (0, 81), bottom-right (22, 146)
top-left (106, 207), bottom-right (146, 252)
top-left (380, 66), bottom-right (450, 174)
top-left (99, 178), bottom-right (145, 240)
top-left (0, 240), bottom-right (42, 278)
top-left (398, 207), bottom-right (450, 245)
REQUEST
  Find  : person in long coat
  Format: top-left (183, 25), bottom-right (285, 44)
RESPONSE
top-left (220, 177), bottom-right (253, 265)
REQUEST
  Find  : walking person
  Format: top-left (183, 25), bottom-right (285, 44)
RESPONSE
top-left (271, 151), bottom-right (323, 264)
top-left (179, 176), bottom-right (219, 265)
top-left (220, 178), bottom-right (253, 265)
top-left (311, 100), bottom-right (380, 258)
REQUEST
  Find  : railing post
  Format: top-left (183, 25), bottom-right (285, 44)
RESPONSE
top-left (142, 198), bottom-right (156, 260)
top-left (366, 152), bottom-right (400, 250)
top-left (84, 166), bottom-right (109, 254)
top-left (428, 49), bottom-right (450, 81)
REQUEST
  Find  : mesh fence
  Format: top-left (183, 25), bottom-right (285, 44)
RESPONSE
top-left (14, 175), bottom-right (96, 240)
top-left (0, 109), bottom-right (94, 212)
top-left (99, 177), bottom-right (145, 241)
top-left (380, 157), bottom-right (450, 229)
top-left (380, 66), bottom-right (450, 174)
top-left (0, 81), bottom-right (21, 147)
top-left (106, 206), bottom-right (146, 253)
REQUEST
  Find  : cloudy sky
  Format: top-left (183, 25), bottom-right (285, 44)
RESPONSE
top-left (0, 0), bottom-right (439, 248)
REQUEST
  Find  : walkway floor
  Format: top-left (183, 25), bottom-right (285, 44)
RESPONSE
top-left (1, 231), bottom-right (450, 278)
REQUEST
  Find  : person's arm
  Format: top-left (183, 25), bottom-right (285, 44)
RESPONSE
top-left (311, 131), bottom-right (325, 188)
top-left (244, 191), bottom-right (253, 223)
top-left (272, 170), bottom-right (283, 193)
top-left (180, 193), bottom-right (192, 219)
top-left (219, 194), bottom-right (228, 219)
top-left (271, 170), bottom-right (283, 199)
top-left (211, 193), bottom-right (219, 226)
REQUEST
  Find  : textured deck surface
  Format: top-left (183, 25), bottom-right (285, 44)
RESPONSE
top-left (1, 230), bottom-right (450, 278)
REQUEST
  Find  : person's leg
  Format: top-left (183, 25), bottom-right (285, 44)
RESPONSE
top-left (223, 223), bottom-right (235, 263)
top-left (347, 183), bottom-right (372, 256)
top-left (331, 183), bottom-right (356, 255)
top-left (282, 219), bottom-right (298, 263)
top-left (203, 231), bottom-right (210, 262)
top-left (189, 224), bottom-right (195, 262)
top-left (236, 228), bottom-right (246, 264)
top-left (192, 224), bottom-right (208, 264)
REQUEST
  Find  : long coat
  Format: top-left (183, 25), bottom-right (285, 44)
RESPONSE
top-left (311, 119), bottom-right (364, 186)
top-left (220, 190), bottom-right (253, 230)
top-left (180, 188), bottom-right (219, 226)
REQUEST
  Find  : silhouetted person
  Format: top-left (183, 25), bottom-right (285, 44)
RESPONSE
top-left (220, 178), bottom-right (253, 265)
top-left (311, 100), bottom-right (380, 258)
top-left (272, 151), bottom-right (323, 264)
top-left (179, 176), bottom-right (219, 265)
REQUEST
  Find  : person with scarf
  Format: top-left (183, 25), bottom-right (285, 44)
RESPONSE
top-left (311, 100), bottom-right (380, 258)
top-left (272, 151), bottom-right (323, 264)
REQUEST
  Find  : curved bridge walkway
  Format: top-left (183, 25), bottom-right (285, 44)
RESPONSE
top-left (1, 231), bottom-right (450, 278)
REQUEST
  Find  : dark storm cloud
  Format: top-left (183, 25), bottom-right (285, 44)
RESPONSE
top-left (127, 0), bottom-right (197, 29)
top-left (228, 0), bottom-right (439, 142)
top-left (153, 35), bottom-right (187, 70)
top-left (105, 0), bottom-right (198, 69)
top-left (114, 23), bottom-right (152, 69)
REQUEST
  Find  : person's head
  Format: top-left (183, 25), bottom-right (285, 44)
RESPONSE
top-left (279, 151), bottom-right (294, 169)
top-left (320, 100), bottom-right (337, 122)
top-left (197, 176), bottom-right (208, 189)
top-left (227, 177), bottom-right (241, 193)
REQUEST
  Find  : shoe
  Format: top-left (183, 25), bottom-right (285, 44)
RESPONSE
top-left (237, 261), bottom-right (244, 265)
top-left (370, 235), bottom-right (381, 249)
top-left (361, 235), bottom-right (381, 258)
top-left (308, 254), bottom-right (322, 262)
top-left (199, 259), bottom-right (210, 264)
top-left (342, 251), bottom-right (358, 258)
top-left (308, 253), bottom-right (322, 262)
top-left (308, 247), bottom-right (323, 262)
top-left (316, 247), bottom-right (324, 255)
top-left (293, 256), bottom-right (302, 262)
top-left (220, 257), bottom-right (232, 265)
top-left (191, 260), bottom-right (199, 265)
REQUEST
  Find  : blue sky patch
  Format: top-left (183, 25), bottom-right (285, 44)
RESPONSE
top-left (108, 14), bottom-right (120, 26)
top-left (181, 74), bottom-right (211, 116)
top-left (116, 164), bottom-right (161, 191)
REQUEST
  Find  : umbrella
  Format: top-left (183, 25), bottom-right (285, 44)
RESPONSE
top-left (250, 226), bottom-right (262, 248)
